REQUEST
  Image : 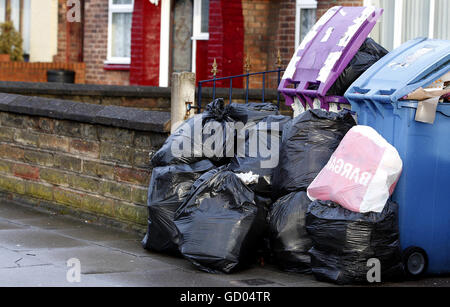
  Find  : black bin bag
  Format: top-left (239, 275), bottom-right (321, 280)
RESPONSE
top-left (272, 109), bottom-right (355, 197)
top-left (306, 200), bottom-right (404, 285)
top-left (327, 38), bottom-right (388, 96)
top-left (229, 114), bottom-right (291, 196)
top-left (227, 102), bottom-right (280, 124)
top-left (151, 98), bottom-right (234, 167)
top-left (174, 169), bottom-right (267, 273)
top-left (268, 191), bottom-right (313, 273)
top-left (142, 160), bottom-right (215, 254)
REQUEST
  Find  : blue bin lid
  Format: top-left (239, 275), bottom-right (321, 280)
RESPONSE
top-left (345, 38), bottom-right (450, 103)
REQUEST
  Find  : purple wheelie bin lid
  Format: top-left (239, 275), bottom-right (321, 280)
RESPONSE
top-left (278, 6), bottom-right (383, 110)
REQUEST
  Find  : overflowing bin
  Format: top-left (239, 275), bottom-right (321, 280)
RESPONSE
top-left (278, 6), bottom-right (383, 115)
top-left (345, 37), bottom-right (450, 276)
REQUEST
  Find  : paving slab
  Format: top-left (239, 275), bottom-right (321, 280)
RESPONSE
top-left (0, 247), bottom-right (51, 269)
top-left (0, 229), bottom-right (88, 251)
top-left (14, 216), bottom-right (88, 230)
top-left (92, 268), bottom-right (234, 287)
top-left (96, 240), bottom-right (196, 271)
top-left (0, 202), bottom-right (49, 220)
top-left (0, 265), bottom-right (117, 287)
top-left (58, 225), bottom-right (138, 242)
top-left (27, 245), bottom-right (174, 274)
top-left (94, 239), bottom-right (154, 257)
top-left (139, 253), bottom-right (204, 272)
top-left (0, 220), bottom-right (27, 230)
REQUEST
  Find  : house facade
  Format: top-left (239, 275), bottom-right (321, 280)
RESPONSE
top-left (1, 0), bottom-right (449, 87)
top-left (55, 0), bottom-right (366, 87)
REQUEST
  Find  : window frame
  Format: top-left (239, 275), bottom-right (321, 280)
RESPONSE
top-left (295, 0), bottom-right (317, 48)
top-left (106, 0), bottom-right (134, 65)
top-left (0, 0), bottom-right (31, 56)
top-left (192, 0), bottom-right (209, 41)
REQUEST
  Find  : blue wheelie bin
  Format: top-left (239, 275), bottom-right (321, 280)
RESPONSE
top-left (344, 37), bottom-right (450, 277)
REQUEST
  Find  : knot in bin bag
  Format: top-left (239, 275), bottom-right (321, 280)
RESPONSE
top-left (174, 169), bottom-right (266, 273)
top-left (272, 109), bottom-right (356, 197)
top-left (142, 160), bottom-right (215, 254)
top-left (307, 125), bottom-right (403, 213)
top-left (268, 191), bottom-right (313, 273)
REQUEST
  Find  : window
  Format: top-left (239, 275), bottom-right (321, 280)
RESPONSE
top-left (366, 0), bottom-right (450, 51)
top-left (295, 0), bottom-right (317, 48)
top-left (107, 0), bottom-right (134, 64)
top-left (0, 0), bottom-right (31, 58)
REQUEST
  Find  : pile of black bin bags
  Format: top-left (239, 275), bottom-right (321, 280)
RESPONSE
top-left (269, 109), bottom-right (403, 283)
top-left (143, 99), bottom-right (288, 273)
top-left (142, 99), bottom-right (404, 284)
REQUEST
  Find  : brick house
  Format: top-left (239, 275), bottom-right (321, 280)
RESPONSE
top-left (2, 0), bottom-right (449, 87)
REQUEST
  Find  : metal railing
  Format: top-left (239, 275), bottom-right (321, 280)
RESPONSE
top-left (194, 53), bottom-right (285, 113)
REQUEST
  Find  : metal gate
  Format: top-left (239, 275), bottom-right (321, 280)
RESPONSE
top-left (193, 55), bottom-right (285, 113)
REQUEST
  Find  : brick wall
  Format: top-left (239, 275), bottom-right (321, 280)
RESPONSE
top-left (242, 0), bottom-right (280, 88)
top-left (129, 0), bottom-right (161, 86)
top-left (83, 0), bottom-right (130, 85)
top-left (205, 0), bottom-right (244, 87)
top-left (195, 40), bottom-right (209, 84)
top-left (240, 0), bottom-right (297, 89)
top-left (0, 62), bottom-right (86, 83)
top-left (0, 94), bottom-right (170, 232)
top-left (54, 0), bottom-right (84, 63)
top-left (274, 0), bottom-right (296, 73)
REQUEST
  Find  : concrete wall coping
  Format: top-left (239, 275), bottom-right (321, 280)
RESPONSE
top-left (0, 81), bottom-right (172, 98)
top-left (0, 93), bottom-right (170, 133)
top-left (0, 81), bottom-right (280, 100)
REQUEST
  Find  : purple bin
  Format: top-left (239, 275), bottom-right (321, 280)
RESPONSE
top-left (278, 6), bottom-right (383, 111)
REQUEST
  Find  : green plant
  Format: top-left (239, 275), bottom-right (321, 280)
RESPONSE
top-left (0, 20), bottom-right (23, 61)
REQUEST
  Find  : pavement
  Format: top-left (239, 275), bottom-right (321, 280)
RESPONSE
top-left (0, 199), bottom-right (448, 287)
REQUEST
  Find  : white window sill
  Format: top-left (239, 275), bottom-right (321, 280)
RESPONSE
top-left (192, 33), bottom-right (210, 41)
top-left (104, 59), bottom-right (131, 65)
